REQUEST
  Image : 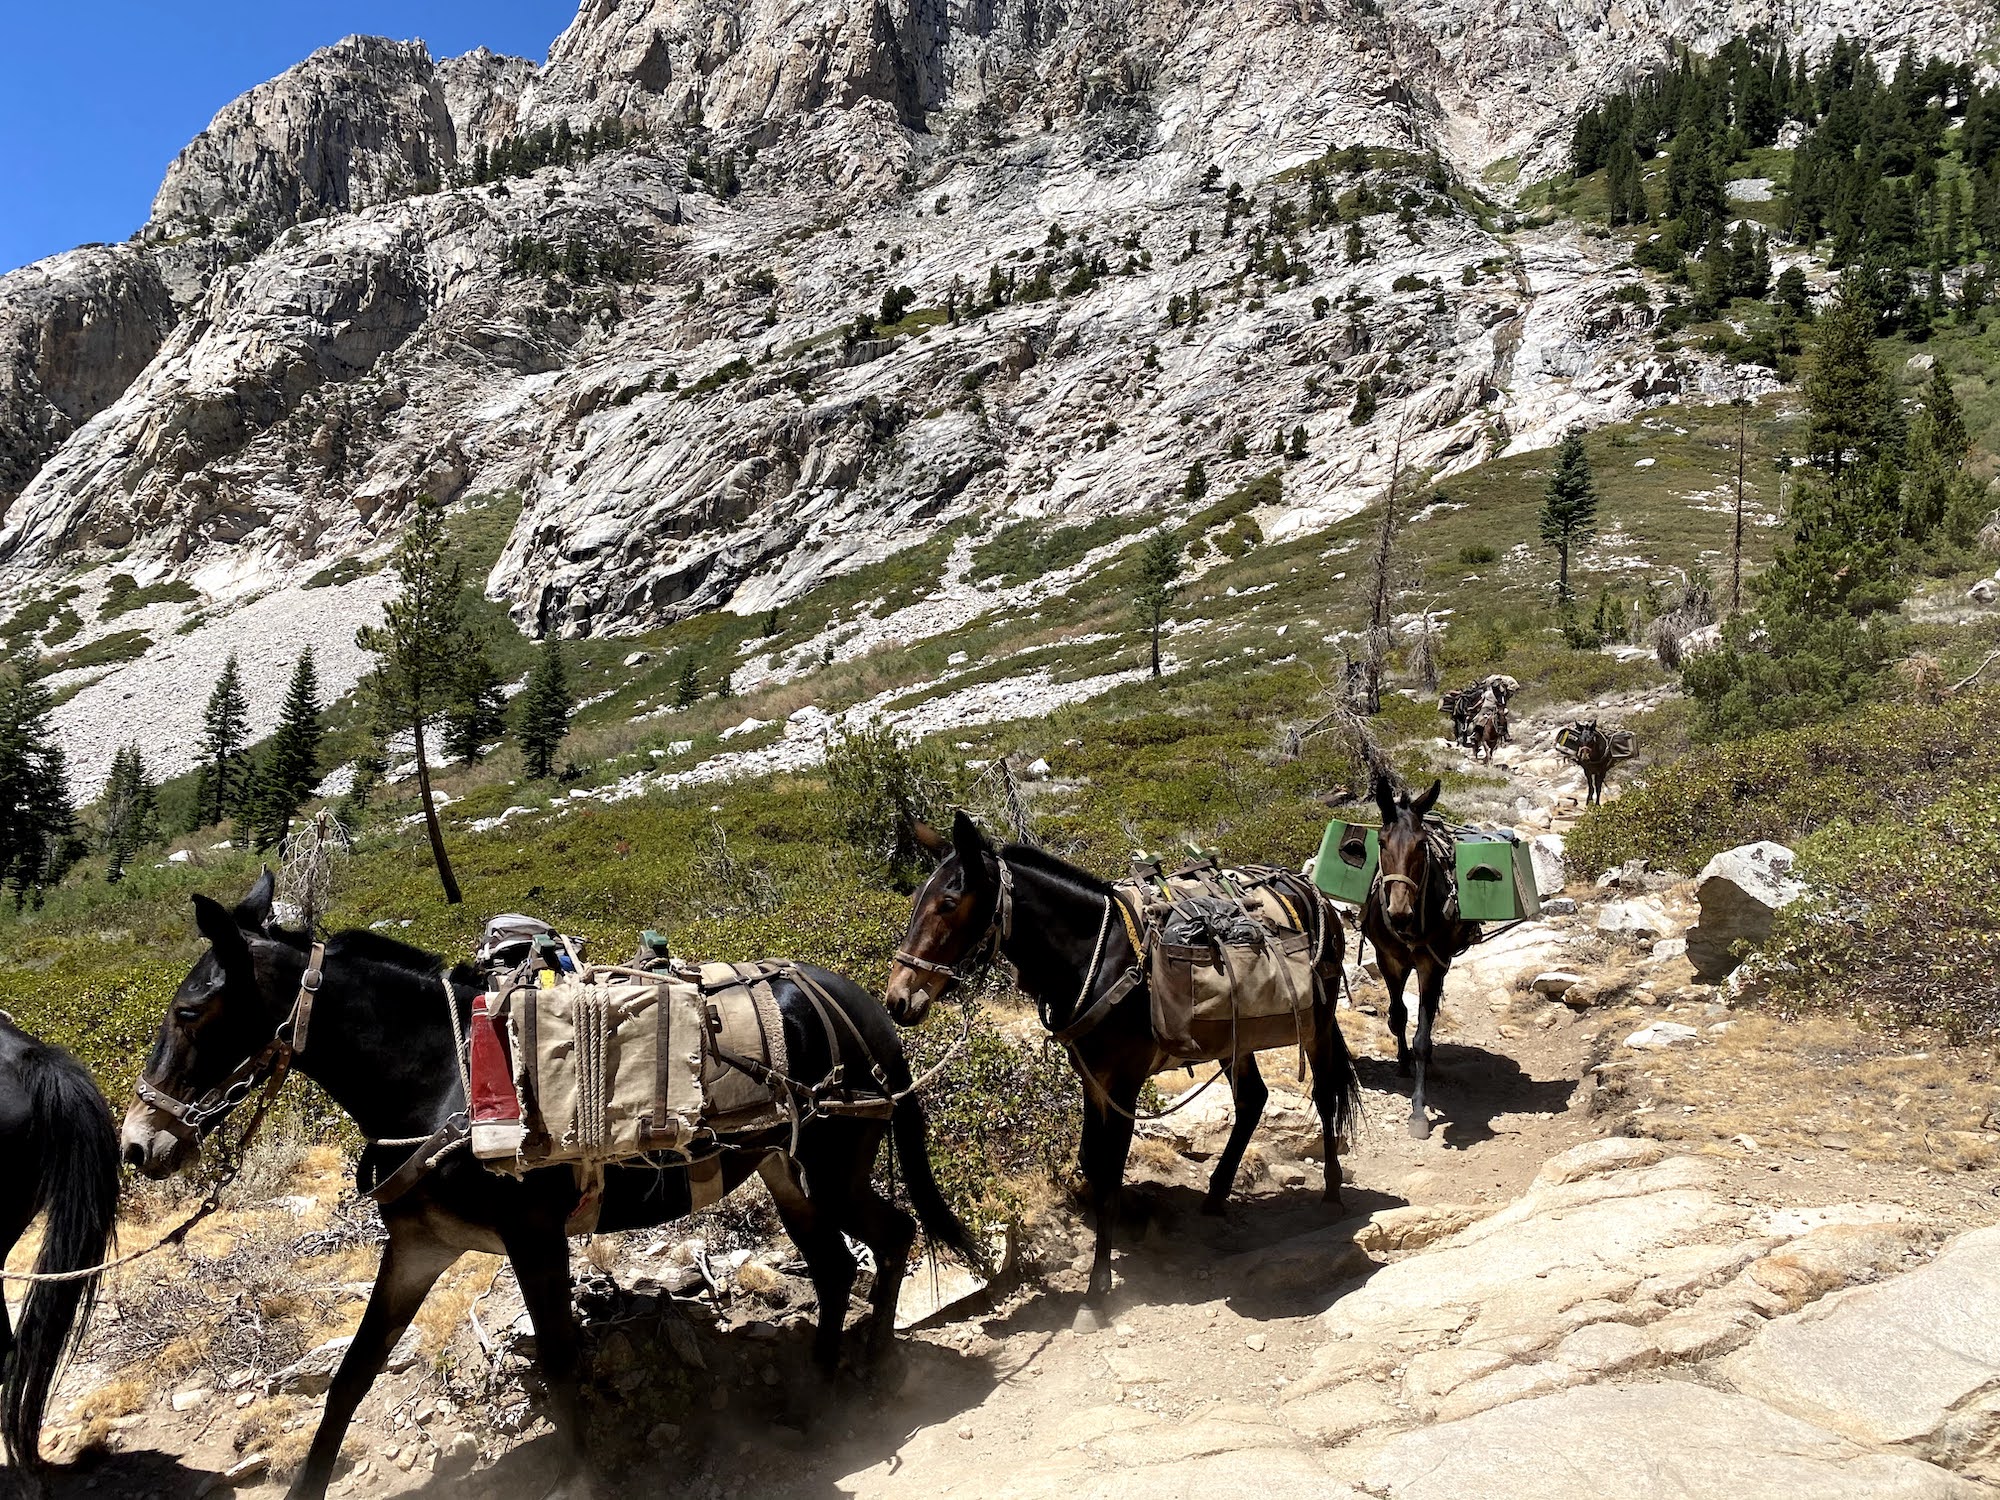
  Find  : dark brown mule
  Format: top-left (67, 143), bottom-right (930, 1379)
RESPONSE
top-left (1360, 778), bottom-right (1479, 1141)
top-left (884, 814), bottom-right (1360, 1313)
top-left (1468, 709), bottom-right (1502, 763)
top-left (1566, 720), bottom-right (1614, 806)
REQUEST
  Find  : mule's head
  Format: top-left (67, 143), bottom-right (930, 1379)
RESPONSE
top-left (884, 811), bottom-right (999, 1026)
top-left (122, 870), bottom-right (289, 1178)
top-left (1374, 775), bottom-right (1441, 933)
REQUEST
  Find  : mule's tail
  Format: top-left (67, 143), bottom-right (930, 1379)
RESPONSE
top-left (890, 1093), bottom-right (978, 1265)
top-left (1313, 968), bottom-right (1366, 1146)
top-left (4, 1044), bottom-right (118, 1476)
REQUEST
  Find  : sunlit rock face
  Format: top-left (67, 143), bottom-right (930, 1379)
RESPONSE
top-left (0, 0), bottom-right (1990, 637)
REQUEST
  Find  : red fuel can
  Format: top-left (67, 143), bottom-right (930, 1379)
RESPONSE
top-left (468, 992), bottom-right (525, 1160)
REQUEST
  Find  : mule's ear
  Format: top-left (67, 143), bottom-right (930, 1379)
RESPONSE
top-left (1373, 775), bottom-right (1399, 827)
top-left (909, 816), bottom-right (949, 860)
top-left (234, 867), bottom-right (276, 931)
top-left (1411, 779), bottom-right (1442, 818)
top-left (951, 809), bottom-right (992, 865)
top-left (194, 893), bottom-right (252, 969)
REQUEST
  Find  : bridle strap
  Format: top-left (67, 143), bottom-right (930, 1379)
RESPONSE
top-left (891, 858), bottom-right (1016, 991)
top-left (136, 940), bottom-right (325, 1143)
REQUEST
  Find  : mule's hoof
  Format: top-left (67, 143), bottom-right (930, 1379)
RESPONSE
top-left (1072, 1306), bottom-right (1106, 1335)
top-left (1408, 1113), bottom-right (1433, 1141)
top-left (1200, 1193), bottom-right (1230, 1218)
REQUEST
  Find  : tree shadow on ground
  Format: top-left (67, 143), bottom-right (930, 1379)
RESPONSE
top-left (1353, 1040), bottom-right (1577, 1148)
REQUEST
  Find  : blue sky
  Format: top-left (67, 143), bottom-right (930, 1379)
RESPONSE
top-left (0, 2), bottom-right (577, 274)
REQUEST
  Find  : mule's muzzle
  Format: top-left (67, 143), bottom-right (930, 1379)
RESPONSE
top-left (882, 966), bottom-right (936, 1027)
top-left (121, 1099), bottom-right (197, 1179)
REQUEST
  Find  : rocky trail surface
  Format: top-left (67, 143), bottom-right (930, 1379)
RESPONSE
top-left (33, 796), bottom-right (2000, 1500)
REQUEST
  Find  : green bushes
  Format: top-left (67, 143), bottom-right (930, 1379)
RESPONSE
top-left (1756, 788), bottom-right (2000, 1040)
top-left (1565, 690), bottom-right (2000, 878)
top-left (100, 574), bottom-right (200, 619)
top-left (823, 720), bottom-right (964, 890)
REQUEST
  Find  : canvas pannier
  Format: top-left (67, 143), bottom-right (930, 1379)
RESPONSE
top-left (469, 958), bottom-right (791, 1176)
top-left (1125, 863), bottom-right (1320, 1061)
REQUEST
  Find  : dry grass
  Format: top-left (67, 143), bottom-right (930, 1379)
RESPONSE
top-left (65, 1374), bottom-right (149, 1457)
top-left (231, 1394), bottom-right (316, 1477)
top-left (1606, 1011), bottom-right (2000, 1172)
top-left (411, 1255), bottom-right (503, 1360)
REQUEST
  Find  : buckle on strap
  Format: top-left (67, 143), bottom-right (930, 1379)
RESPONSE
top-left (291, 942), bottom-right (325, 1056)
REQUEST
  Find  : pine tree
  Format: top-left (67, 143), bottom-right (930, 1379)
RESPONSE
top-left (356, 500), bottom-right (469, 904)
top-left (1228, 431), bottom-right (1249, 461)
top-left (253, 648), bottom-right (323, 848)
top-left (443, 644), bottom-right (508, 766)
top-left (1288, 424), bottom-right (1309, 458)
top-left (516, 636), bottom-right (575, 780)
top-left (1132, 530), bottom-right (1184, 679)
top-left (1181, 461), bottom-right (1208, 502)
top-left (197, 654), bottom-right (249, 827)
top-left (674, 657), bottom-right (701, 709)
top-left (0, 660), bottom-right (75, 907)
top-left (1904, 366), bottom-right (1970, 541)
top-left (99, 743), bottom-right (157, 882)
top-left (1538, 428), bottom-right (1600, 603)
top-left (1803, 280), bottom-right (1891, 476)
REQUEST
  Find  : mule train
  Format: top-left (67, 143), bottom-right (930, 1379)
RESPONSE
top-left (5, 772), bottom-right (1533, 1494)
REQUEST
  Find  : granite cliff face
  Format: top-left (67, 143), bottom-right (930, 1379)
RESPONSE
top-left (0, 0), bottom-right (1994, 779)
top-left (148, 36), bottom-right (460, 239)
top-left (0, 245), bottom-right (176, 513)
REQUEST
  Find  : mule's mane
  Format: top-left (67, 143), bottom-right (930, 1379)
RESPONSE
top-left (999, 842), bottom-right (1112, 898)
top-left (324, 928), bottom-right (447, 973)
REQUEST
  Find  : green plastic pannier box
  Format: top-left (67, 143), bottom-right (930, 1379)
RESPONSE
top-left (1454, 834), bottom-right (1541, 922)
top-left (1313, 820), bottom-right (1379, 905)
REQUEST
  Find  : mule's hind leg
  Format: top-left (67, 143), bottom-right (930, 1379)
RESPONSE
top-left (842, 1149), bottom-right (917, 1368)
top-left (1308, 1010), bottom-right (1351, 1207)
top-left (502, 1220), bottom-right (594, 1500)
top-left (758, 1153), bottom-right (858, 1380)
top-left (1203, 1055), bottom-right (1267, 1215)
top-left (288, 1227), bottom-right (458, 1500)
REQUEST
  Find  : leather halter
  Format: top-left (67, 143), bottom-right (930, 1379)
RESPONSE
top-left (136, 942), bottom-right (324, 1145)
top-left (892, 859), bottom-right (1014, 992)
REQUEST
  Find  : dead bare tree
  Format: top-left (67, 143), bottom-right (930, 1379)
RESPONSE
top-left (1361, 412), bottom-right (1411, 714)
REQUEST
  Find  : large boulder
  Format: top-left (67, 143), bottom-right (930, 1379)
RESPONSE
top-left (1529, 834), bottom-right (1566, 897)
top-left (1687, 842), bottom-right (1804, 982)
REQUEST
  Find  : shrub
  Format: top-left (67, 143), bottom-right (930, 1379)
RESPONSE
top-left (823, 719), bottom-right (964, 890)
top-left (1756, 788), bottom-right (2000, 1040)
top-left (1457, 543), bottom-right (1497, 566)
top-left (1565, 690), bottom-right (2000, 878)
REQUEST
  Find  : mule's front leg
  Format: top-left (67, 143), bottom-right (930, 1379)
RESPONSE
top-left (1204, 1056), bottom-right (1267, 1215)
top-left (1408, 967), bottom-right (1445, 1141)
top-left (503, 1221), bottom-right (591, 1497)
top-left (1079, 1085), bottom-right (1138, 1311)
top-left (288, 1230), bottom-right (457, 1500)
top-left (1382, 961), bottom-right (1413, 1077)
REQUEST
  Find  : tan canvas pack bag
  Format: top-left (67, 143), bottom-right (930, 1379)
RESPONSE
top-left (499, 959), bottom-right (791, 1174)
top-left (1125, 863), bottom-right (1318, 1060)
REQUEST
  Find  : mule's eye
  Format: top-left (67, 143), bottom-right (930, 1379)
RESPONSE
top-left (174, 1005), bottom-right (203, 1024)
